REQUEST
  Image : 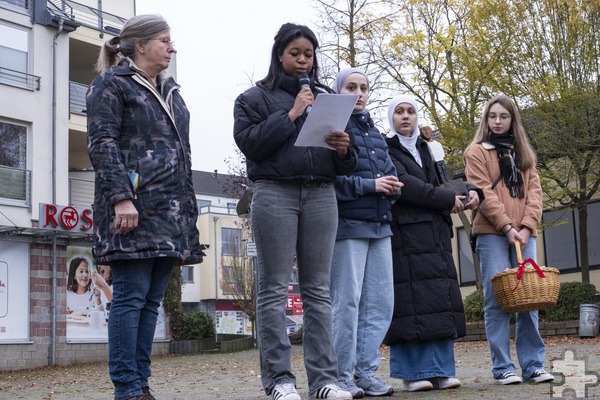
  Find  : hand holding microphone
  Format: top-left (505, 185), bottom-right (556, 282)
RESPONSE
top-left (298, 73), bottom-right (312, 114)
top-left (288, 73), bottom-right (314, 121)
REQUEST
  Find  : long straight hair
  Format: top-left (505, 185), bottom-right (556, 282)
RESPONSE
top-left (257, 23), bottom-right (329, 92)
top-left (467, 94), bottom-right (537, 170)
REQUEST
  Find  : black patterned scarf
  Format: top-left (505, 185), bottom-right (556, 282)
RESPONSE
top-left (488, 131), bottom-right (524, 198)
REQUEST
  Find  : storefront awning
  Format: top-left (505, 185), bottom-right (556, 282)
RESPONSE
top-left (0, 225), bottom-right (93, 246)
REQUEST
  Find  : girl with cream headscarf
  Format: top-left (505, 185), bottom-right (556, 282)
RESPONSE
top-left (384, 96), bottom-right (481, 392)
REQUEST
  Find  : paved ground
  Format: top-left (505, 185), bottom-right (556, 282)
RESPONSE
top-left (0, 336), bottom-right (599, 400)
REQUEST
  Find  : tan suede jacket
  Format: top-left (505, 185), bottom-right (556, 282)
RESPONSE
top-left (464, 142), bottom-right (542, 237)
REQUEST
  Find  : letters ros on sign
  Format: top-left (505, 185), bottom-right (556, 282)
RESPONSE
top-left (39, 203), bottom-right (93, 233)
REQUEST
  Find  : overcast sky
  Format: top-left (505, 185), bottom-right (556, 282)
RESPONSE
top-left (135, 0), bottom-right (316, 174)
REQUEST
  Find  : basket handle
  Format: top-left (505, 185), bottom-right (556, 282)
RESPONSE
top-left (512, 241), bottom-right (546, 291)
top-left (515, 241), bottom-right (523, 264)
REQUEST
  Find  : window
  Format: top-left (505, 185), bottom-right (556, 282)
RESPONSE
top-left (0, 121), bottom-right (28, 201)
top-left (181, 265), bottom-right (193, 283)
top-left (543, 202), bottom-right (600, 271)
top-left (0, 23), bottom-right (29, 88)
top-left (221, 228), bottom-right (241, 256)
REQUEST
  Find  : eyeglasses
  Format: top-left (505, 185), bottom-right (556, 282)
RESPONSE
top-left (487, 113), bottom-right (511, 121)
top-left (153, 38), bottom-right (175, 47)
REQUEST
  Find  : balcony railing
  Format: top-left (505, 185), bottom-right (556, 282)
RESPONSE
top-left (49, 0), bottom-right (126, 36)
top-left (198, 203), bottom-right (239, 216)
top-left (0, 67), bottom-right (41, 91)
top-left (0, 165), bottom-right (31, 207)
top-left (0, 0), bottom-right (28, 10)
top-left (70, 81), bottom-right (87, 115)
top-left (69, 176), bottom-right (94, 208)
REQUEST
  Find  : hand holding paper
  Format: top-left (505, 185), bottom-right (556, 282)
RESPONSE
top-left (324, 130), bottom-right (352, 158)
top-left (294, 94), bottom-right (359, 149)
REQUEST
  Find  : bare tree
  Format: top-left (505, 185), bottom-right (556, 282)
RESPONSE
top-left (219, 223), bottom-right (256, 337)
top-left (313, 0), bottom-right (401, 121)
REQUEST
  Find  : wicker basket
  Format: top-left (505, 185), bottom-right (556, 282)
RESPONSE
top-left (492, 242), bottom-right (560, 313)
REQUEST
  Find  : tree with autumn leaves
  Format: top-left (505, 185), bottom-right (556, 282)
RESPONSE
top-left (311, 0), bottom-right (600, 284)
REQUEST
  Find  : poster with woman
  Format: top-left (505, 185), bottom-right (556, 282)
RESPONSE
top-left (66, 246), bottom-right (166, 341)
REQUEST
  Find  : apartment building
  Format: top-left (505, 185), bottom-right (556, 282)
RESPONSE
top-left (0, 0), bottom-right (259, 370)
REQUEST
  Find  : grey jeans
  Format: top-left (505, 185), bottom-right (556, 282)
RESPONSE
top-left (252, 180), bottom-right (340, 395)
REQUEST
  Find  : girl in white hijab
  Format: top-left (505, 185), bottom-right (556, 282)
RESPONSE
top-left (386, 95), bottom-right (422, 167)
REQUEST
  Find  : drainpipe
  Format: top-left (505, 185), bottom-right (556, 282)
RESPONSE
top-left (50, 18), bottom-right (64, 366)
top-left (213, 217), bottom-right (219, 307)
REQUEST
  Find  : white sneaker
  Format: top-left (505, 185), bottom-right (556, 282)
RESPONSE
top-left (403, 379), bottom-right (433, 392)
top-left (271, 382), bottom-right (301, 400)
top-left (433, 377), bottom-right (461, 389)
top-left (527, 369), bottom-right (554, 383)
top-left (310, 383), bottom-right (352, 399)
top-left (494, 371), bottom-right (522, 385)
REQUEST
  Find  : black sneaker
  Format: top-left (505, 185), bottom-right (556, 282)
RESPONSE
top-left (494, 371), bottom-right (522, 385)
top-left (142, 387), bottom-right (156, 400)
top-left (125, 395), bottom-right (152, 400)
top-left (527, 370), bottom-right (554, 383)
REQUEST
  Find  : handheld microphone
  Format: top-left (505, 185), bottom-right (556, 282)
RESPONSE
top-left (298, 73), bottom-right (312, 114)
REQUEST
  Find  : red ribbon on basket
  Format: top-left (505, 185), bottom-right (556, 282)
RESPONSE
top-left (512, 258), bottom-right (545, 292)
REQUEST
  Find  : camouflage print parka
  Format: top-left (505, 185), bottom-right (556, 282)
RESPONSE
top-left (86, 58), bottom-right (203, 265)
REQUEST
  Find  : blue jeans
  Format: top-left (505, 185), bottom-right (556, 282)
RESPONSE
top-left (389, 339), bottom-right (455, 380)
top-left (108, 257), bottom-right (175, 400)
top-left (331, 237), bottom-right (393, 380)
top-left (252, 180), bottom-right (340, 396)
top-left (476, 235), bottom-right (547, 379)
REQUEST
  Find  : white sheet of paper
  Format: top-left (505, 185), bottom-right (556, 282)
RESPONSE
top-left (294, 94), bottom-right (359, 149)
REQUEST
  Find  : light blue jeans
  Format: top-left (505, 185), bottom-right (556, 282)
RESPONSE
top-left (252, 180), bottom-right (340, 396)
top-left (389, 339), bottom-right (455, 380)
top-left (476, 234), bottom-right (547, 379)
top-left (108, 257), bottom-right (175, 400)
top-left (331, 237), bottom-right (394, 380)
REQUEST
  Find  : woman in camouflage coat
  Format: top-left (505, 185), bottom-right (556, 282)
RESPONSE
top-left (86, 14), bottom-right (202, 400)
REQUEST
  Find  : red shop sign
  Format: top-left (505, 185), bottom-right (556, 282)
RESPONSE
top-left (39, 203), bottom-right (93, 233)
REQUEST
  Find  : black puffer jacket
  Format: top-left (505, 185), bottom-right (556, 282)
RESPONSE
top-left (383, 135), bottom-right (466, 344)
top-left (233, 76), bottom-right (357, 181)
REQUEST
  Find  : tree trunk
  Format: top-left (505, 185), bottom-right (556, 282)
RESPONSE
top-left (578, 205), bottom-right (590, 283)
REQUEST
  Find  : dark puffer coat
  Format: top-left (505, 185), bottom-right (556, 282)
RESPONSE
top-left (384, 135), bottom-right (467, 344)
top-left (86, 58), bottom-right (202, 264)
top-left (233, 75), bottom-right (357, 182)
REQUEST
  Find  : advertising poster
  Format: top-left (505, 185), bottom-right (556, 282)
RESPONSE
top-left (0, 241), bottom-right (29, 341)
top-left (66, 246), bottom-right (166, 342)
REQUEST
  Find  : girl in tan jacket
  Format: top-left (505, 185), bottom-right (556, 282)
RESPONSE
top-left (464, 94), bottom-right (554, 386)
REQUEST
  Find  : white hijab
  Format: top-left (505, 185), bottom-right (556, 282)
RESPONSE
top-left (387, 95), bottom-right (422, 167)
